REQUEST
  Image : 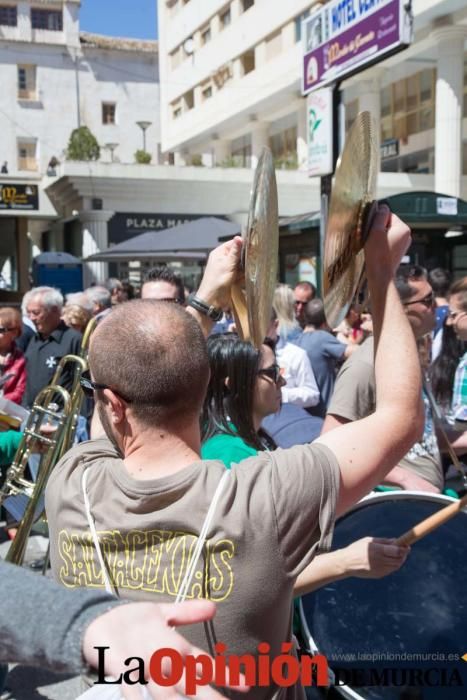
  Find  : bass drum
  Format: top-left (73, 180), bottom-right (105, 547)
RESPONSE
top-left (298, 492), bottom-right (467, 700)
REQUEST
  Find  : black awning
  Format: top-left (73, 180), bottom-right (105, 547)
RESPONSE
top-left (382, 191), bottom-right (467, 227)
top-left (85, 216), bottom-right (241, 262)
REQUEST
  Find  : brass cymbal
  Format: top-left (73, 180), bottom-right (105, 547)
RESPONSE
top-left (323, 111), bottom-right (377, 328)
top-left (232, 147), bottom-right (279, 348)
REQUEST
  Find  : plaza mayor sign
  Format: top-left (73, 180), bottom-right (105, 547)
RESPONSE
top-left (302, 0), bottom-right (413, 94)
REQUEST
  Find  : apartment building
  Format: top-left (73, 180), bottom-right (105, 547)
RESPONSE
top-left (158, 0), bottom-right (467, 187)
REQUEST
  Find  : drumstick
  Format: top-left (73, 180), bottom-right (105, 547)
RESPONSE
top-left (396, 492), bottom-right (467, 546)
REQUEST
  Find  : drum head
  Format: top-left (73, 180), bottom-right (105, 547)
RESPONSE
top-left (300, 493), bottom-right (467, 699)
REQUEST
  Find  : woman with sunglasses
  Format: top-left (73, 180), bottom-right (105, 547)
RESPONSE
top-left (201, 334), bottom-right (282, 466)
top-left (201, 333), bottom-right (408, 593)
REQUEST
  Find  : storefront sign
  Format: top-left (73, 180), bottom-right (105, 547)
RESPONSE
top-left (108, 213), bottom-right (208, 245)
top-left (436, 197), bottom-right (458, 216)
top-left (302, 0), bottom-right (412, 95)
top-left (0, 183), bottom-right (39, 210)
top-left (380, 138), bottom-right (399, 160)
top-left (307, 87), bottom-right (334, 177)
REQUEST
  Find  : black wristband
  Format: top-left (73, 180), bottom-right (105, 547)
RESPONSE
top-left (187, 294), bottom-right (223, 322)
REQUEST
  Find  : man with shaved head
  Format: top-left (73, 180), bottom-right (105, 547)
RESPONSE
top-left (46, 212), bottom-right (423, 700)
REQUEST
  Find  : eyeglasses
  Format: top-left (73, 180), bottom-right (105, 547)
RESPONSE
top-left (79, 370), bottom-right (133, 403)
top-left (0, 327), bottom-right (16, 334)
top-left (294, 300), bottom-right (306, 307)
top-left (257, 363), bottom-right (282, 384)
top-left (448, 309), bottom-right (465, 321)
top-left (147, 297), bottom-right (184, 304)
top-left (403, 292), bottom-right (435, 308)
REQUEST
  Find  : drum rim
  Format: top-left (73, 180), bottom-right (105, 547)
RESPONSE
top-left (298, 490), bottom-right (462, 698)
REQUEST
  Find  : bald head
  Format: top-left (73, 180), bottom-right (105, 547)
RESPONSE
top-left (89, 300), bottom-right (209, 427)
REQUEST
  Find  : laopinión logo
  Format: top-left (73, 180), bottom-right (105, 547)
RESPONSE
top-left (94, 643), bottom-right (466, 694)
top-left (94, 643), bottom-right (329, 694)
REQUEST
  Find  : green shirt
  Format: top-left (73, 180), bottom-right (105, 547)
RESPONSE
top-left (201, 432), bottom-right (257, 468)
top-left (0, 430), bottom-right (22, 467)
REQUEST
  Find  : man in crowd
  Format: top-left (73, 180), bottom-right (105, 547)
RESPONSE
top-left (105, 278), bottom-right (125, 306)
top-left (85, 285), bottom-right (112, 323)
top-left (293, 280), bottom-right (316, 327)
top-left (22, 286), bottom-right (82, 408)
top-left (323, 265), bottom-right (444, 493)
top-left (298, 299), bottom-right (356, 418)
top-left (46, 208), bottom-right (422, 700)
top-left (428, 267), bottom-right (452, 360)
top-left (141, 265), bottom-right (185, 304)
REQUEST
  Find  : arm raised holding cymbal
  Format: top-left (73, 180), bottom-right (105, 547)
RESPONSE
top-left (317, 206), bottom-right (424, 516)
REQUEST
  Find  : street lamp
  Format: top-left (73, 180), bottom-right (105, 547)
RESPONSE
top-left (136, 121), bottom-right (152, 152)
top-left (104, 142), bottom-right (119, 163)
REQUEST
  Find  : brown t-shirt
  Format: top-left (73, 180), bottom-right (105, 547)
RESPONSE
top-left (45, 438), bottom-right (340, 700)
top-left (327, 337), bottom-right (443, 491)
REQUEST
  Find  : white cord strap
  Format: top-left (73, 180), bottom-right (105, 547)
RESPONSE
top-left (175, 469), bottom-right (230, 604)
top-left (81, 468), bottom-right (115, 595)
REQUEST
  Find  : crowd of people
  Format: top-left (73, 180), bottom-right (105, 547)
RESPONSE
top-left (0, 210), bottom-right (466, 699)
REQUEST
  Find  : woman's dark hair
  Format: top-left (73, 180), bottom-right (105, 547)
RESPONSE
top-left (430, 323), bottom-right (466, 409)
top-left (202, 334), bottom-right (276, 451)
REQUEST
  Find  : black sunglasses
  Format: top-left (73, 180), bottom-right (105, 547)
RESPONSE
top-left (403, 292), bottom-right (435, 308)
top-left (257, 363), bottom-right (282, 384)
top-left (0, 327), bottom-right (16, 333)
top-left (80, 370), bottom-right (133, 403)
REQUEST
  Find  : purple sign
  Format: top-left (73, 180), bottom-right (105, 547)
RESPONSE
top-left (302, 0), bottom-right (412, 94)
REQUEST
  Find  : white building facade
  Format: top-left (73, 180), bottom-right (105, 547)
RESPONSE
top-left (0, 0), bottom-right (159, 298)
top-left (155, 0), bottom-right (467, 282)
top-left (158, 0), bottom-right (467, 196)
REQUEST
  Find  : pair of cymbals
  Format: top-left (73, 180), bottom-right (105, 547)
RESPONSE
top-left (231, 111), bottom-right (378, 344)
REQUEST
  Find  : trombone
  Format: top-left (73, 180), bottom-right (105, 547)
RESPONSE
top-left (1, 316), bottom-right (96, 566)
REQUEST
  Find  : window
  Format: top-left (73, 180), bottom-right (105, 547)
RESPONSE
top-left (201, 25), bottom-right (211, 45)
top-left (173, 107), bottom-right (182, 119)
top-left (183, 89), bottom-right (194, 110)
top-left (294, 10), bottom-right (310, 43)
top-left (344, 99), bottom-right (359, 134)
top-left (170, 46), bottom-right (182, 70)
top-left (202, 84), bottom-right (213, 100)
top-left (220, 8), bottom-right (231, 29)
top-left (270, 126), bottom-right (297, 166)
top-left (0, 5), bottom-right (17, 26)
top-left (31, 8), bottom-right (63, 31)
top-left (102, 102), bottom-right (116, 124)
top-left (241, 0), bottom-right (254, 12)
top-left (266, 29), bottom-right (282, 61)
top-left (379, 69), bottom-right (436, 143)
top-left (17, 65), bottom-right (36, 100)
top-left (240, 49), bottom-right (255, 76)
top-left (231, 134), bottom-right (252, 168)
top-left (17, 140), bottom-right (37, 171)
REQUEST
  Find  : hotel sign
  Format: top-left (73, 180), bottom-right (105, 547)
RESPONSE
top-left (0, 183), bottom-right (39, 210)
top-left (302, 0), bottom-right (413, 95)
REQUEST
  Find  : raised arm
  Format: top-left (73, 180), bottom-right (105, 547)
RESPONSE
top-left (186, 236), bottom-right (243, 337)
top-left (316, 207), bottom-right (423, 515)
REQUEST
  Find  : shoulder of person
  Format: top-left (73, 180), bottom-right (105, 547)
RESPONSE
top-left (46, 437), bottom-right (120, 492)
